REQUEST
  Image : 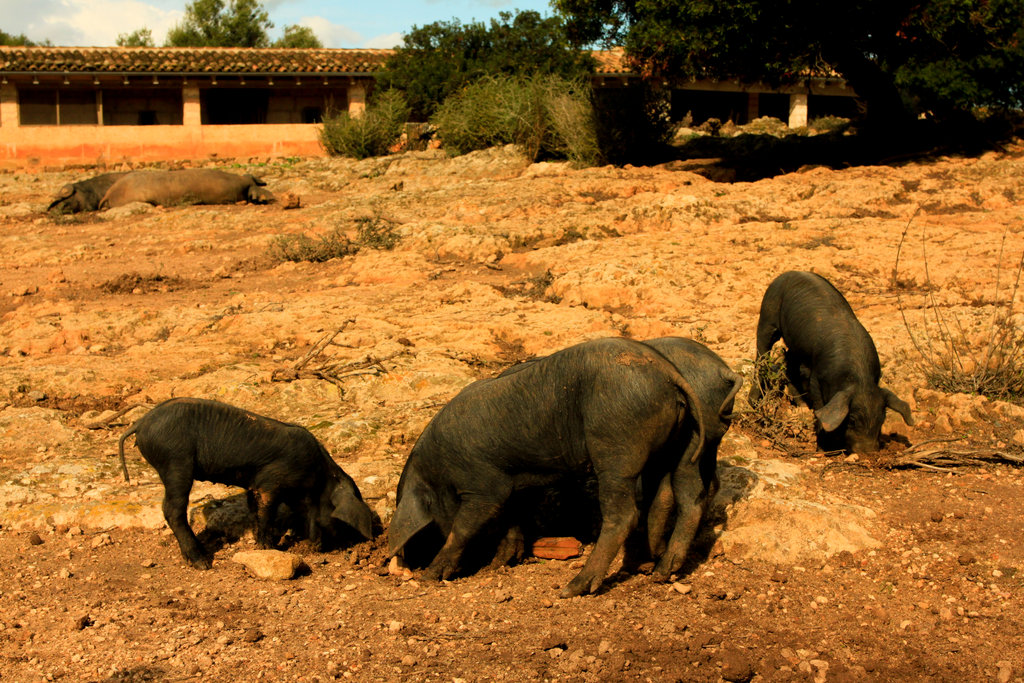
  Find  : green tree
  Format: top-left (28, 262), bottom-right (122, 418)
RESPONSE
top-left (274, 24), bottom-right (323, 48)
top-left (165, 0), bottom-right (272, 47)
top-left (553, 0), bottom-right (1024, 127)
top-left (117, 28), bottom-right (155, 47)
top-left (1, 29), bottom-right (39, 46)
top-left (377, 10), bottom-right (596, 121)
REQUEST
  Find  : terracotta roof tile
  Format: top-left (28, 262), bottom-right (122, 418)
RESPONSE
top-left (590, 48), bottom-right (633, 75)
top-left (0, 46), bottom-right (631, 77)
top-left (0, 46), bottom-right (394, 75)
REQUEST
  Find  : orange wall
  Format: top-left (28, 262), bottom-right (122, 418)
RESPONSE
top-left (0, 123), bottom-right (326, 168)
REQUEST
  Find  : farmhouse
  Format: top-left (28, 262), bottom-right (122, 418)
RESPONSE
top-left (0, 46), bottom-right (857, 167)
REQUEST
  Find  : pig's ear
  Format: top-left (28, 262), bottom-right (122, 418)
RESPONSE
top-left (883, 388), bottom-right (914, 426)
top-left (388, 487), bottom-right (433, 558)
top-left (47, 186), bottom-right (73, 209)
top-left (815, 386), bottom-right (853, 432)
top-left (330, 485), bottom-right (374, 540)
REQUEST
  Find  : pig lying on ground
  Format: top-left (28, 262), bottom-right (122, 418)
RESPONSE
top-left (119, 398), bottom-right (373, 569)
top-left (640, 337), bottom-right (742, 577)
top-left (99, 169), bottom-right (273, 209)
top-left (47, 172), bottom-right (128, 213)
top-left (749, 270), bottom-right (913, 453)
top-left (388, 337), bottom-right (706, 598)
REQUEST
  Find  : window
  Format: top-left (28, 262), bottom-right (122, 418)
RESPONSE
top-left (19, 88), bottom-right (98, 125)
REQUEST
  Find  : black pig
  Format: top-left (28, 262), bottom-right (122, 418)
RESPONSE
top-left (641, 337), bottom-right (742, 576)
top-left (119, 398), bottom-right (373, 568)
top-left (47, 172), bottom-right (128, 213)
top-left (749, 271), bottom-right (913, 453)
top-left (388, 337), bottom-right (706, 598)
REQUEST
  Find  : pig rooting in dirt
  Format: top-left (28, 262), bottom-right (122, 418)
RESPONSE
top-left (749, 270), bottom-right (913, 453)
top-left (388, 337), bottom-right (707, 598)
top-left (119, 398), bottom-right (374, 569)
top-left (640, 337), bottom-right (742, 577)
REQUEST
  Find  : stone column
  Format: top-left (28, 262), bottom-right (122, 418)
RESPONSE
top-left (788, 92), bottom-right (808, 128)
top-left (746, 92), bottom-right (759, 124)
top-left (183, 82), bottom-right (201, 127)
top-left (1, 82), bottom-right (19, 128)
top-left (348, 83), bottom-right (366, 118)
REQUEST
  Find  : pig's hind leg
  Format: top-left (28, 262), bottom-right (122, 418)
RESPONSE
top-left (561, 469), bottom-right (642, 598)
top-left (159, 470), bottom-right (211, 569)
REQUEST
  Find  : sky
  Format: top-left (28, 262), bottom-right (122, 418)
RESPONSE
top-left (0, 0), bottom-right (556, 49)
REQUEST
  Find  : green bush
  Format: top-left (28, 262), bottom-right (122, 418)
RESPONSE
top-left (431, 74), bottom-right (601, 166)
top-left (319, 90), bottom-right (410, 159)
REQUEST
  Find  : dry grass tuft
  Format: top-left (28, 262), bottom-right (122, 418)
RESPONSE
top-left (894, 215), bottom-right (1024, 401)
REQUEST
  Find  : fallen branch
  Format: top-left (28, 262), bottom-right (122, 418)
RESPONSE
top-left (293, 319), bottom-right (356, 371)
top-left (886, 442), bottom-right (1024, 470)
top-left (81, 402), bottom-right (153, 430)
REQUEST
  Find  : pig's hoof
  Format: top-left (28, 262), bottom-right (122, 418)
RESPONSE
top-left (559, 574), bottom-right (597, 598)
top-left (188, 556), bottom-right (213, 570)
top-left (653, 555), bottom-right (683, 578)
top-left (421, 566), bottom-right (441, 581)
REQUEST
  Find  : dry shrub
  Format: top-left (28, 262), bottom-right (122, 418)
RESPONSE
top-left (267, 227), bottom-right (357, 263)
top-left (267, 218), bottom-right (402, 264)
top-left (431, 74), bottom-right (601, 166)
top-left (354, 217), bottom-right (401, 251)
top-left (895, 221), bottom-right (1024, 401)
top-left (319, 90), bottom-right (410, 160)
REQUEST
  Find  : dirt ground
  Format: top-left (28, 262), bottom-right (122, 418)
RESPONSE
top-left (1, 136), bottom-right (1024, 682)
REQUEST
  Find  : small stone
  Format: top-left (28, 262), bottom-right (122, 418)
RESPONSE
top-left (672, 582), bottom-right (692, 595)
top-left (958, 554), bottom-right (976, 566)
top-left (90, 533), bottom-right (112, 548)
top-left (232, 550), bottom-right (307, 580)
top-left (388, 620), bottom-right (403, 632)
top-left (996, 661), bottom-right (1013, 683)
top-left (400, 655), bottom-right (417, 667)
top-left (141, 559), bottom-right (156, 568)
top-left (240, 628), bottom-right (263, 643)
top-left (930, 511), bottom-right (944, 523)
top-left (28, 532), bottom-right (44, 546)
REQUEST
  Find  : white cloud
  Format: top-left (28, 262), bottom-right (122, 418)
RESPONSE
top-left (21, 0), bottom-right (182, 46)
top-left (296, 15), bottom-right (362, 48)
top-left (363, 32), bottom-right (403, 49)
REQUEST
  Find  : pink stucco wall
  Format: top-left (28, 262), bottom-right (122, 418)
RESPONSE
top-left (0, 123), bottom-right (326, 168)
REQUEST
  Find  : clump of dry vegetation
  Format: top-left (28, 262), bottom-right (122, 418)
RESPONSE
top-left (895, 222), bottom-right (1024, 401)
top-left (736, 349), bottom-right (816, 454)
top-left (267, 218), bottom-right (402, 263)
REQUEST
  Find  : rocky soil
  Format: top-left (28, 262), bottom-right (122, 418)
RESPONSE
top-left (1, 139), bottom-right (1023, 682)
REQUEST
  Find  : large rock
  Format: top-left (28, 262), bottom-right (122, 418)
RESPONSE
top-left (711, 433), bottom-right (882, 564)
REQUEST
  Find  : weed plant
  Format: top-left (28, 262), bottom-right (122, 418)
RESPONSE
top-left (268, 219), bottom-right (402, 263)
top-left (895, 221), bottom-right (1024, 401)
top-left (267, 227), bottom-right (357, 263)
